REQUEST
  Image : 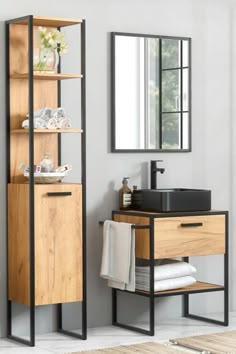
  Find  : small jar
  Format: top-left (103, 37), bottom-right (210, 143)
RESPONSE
top-left (40, 153), bottom-right (54, 172)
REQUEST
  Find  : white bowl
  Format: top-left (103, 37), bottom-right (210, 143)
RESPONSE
top-left (24, 171), bottom-right (67, 184)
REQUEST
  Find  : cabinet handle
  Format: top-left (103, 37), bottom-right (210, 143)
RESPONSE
top-left (180, 222), bottom-right (203, 228)
top-left (47, 192), bottom-right (72, 197)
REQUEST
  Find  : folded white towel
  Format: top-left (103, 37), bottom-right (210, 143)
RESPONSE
top-left (136, 259), bottom-right (196, 281)
top-left (100, 220), bottom-right (135, 291)
top-left (136, 276), bottom-right (196, 292)
top-left (26, 107), bottom-right (52, 121)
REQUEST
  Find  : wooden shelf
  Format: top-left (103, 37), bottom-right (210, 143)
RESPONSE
top-left (11, 73), bottom-right (83, 80)
top-left (11, 129), bottom-right (83, 134)
top-left (13, 16), bottom-right (83, 27)
top-left (13, 182), bottom-right (82, 186)
top-left (136, 282), bottom-right (224, 297)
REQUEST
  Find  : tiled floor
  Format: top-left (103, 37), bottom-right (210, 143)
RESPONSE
top-left (0, 313), bottom-right (235, 353)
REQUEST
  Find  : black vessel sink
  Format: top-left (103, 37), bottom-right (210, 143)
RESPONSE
top-left (132, 188), bottom-right (211, 212)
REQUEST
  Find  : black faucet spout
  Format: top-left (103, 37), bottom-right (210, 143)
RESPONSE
top-left (151, 160), bottom-right (165, 189)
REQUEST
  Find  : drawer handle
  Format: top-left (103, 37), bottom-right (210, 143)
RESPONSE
top-left (47, 192), bottom-right (72, 197)
top-left (180, 222), bottom-right (203, 228)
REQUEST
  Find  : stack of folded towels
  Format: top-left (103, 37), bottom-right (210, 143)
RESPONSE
top-left (136, 259), bottom-right (196, 292)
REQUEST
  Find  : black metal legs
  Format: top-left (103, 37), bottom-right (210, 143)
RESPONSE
top-left (57, 301), bottom-right (87, 340)
top-left (7, 300), bottom-right (35, 346)
top-left (112, 220), bottom-right (155, 336)
top-left (183, 304), bottom-right (228, 327)
top-left (149, 295), bottom-right (155, 336)
top-left (112, 289), bottom-right (155, 336)
top-left (7, 300), bottom-right (86, 347)
top-left (183, 252), bottom-right (229, 327)
top-left (149, 220), bottom-right (155, 336)
top-left (183, 283), bottom-right (228, 326)
top-left (112, 288), bottom-right (117, 324)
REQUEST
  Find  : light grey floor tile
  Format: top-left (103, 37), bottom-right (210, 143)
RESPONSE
top-left (0, 338), bottom-right (52, 353)
top-left (0, 312), bottom-right (235, 353)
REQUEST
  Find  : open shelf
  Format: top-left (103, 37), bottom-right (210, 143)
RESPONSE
top-left (134, 282), bottom-right (224, 297)
top-left (11, 128), bottom-right (83, 134)
top-left (13, 16), bottom-right (83, 27)
top-left (11, 73), bottom-right (83, 80)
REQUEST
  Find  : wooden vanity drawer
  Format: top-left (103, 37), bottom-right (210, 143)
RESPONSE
top-left (113, 212), bottom-right (226, 260)
top-left (154, 215), bottom-right (225, 258)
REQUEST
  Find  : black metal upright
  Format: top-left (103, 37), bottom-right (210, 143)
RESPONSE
top-left (57, 18), bottom-right (87, 341)
top-left (111, 221), bottom-right (154, 336)
top-left (5, 16), bottom-right (11, 340)
top-left (224, 212), bottom-right (229, 325)
top-left (81, 19), bottom-right (87, 340)
top-left (6, 14), bottom-right (36, 347)
top-left (28, 15), bottom-right (36, 347)
top-left (149, 219), bottom-right (155, 336)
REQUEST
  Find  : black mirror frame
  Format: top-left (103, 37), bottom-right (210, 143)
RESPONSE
top-left (111, 32), bottom-right (192, 153)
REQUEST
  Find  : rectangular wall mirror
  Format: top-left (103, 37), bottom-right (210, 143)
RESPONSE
top-left (111, 32), bottom-right (191, 152)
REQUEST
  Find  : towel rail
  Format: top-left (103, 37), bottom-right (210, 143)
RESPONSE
top-left (99, 220), bottom-right (150, 230)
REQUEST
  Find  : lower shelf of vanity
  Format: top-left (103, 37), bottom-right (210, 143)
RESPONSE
top-left (115, 281), bottom-right (224, 298)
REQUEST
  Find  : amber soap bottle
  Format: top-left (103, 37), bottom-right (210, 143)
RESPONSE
top-left (119, 177), bottom-right (132, 209)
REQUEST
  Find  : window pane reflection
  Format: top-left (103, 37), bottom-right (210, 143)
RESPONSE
top-left (162, 113), bottom-right (180, 149)
top-left (182, 112), bottom-right (189, 149)
top-left (182, 40), bottom-right (189, 67)
top-left (162, 39), bottom-right (181, 69)
top-left (183, 68), bottom-right (189, 111)
top-left (162, 70), bottom-right (181, 112)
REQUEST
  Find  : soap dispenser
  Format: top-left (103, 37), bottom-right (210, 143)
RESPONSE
top-left (119, 177), bottom-right (132, 209)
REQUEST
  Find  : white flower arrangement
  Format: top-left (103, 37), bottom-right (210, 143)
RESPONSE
top-left (34, 27), bottom-right (69, 72)
top-left (38, 26), bottom-right (68, 55)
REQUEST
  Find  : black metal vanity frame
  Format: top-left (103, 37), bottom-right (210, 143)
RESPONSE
top-left (109, 210), bottom-right (229, 336)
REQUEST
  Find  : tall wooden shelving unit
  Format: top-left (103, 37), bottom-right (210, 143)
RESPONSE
top-left (6, 15), bottom-right (86, 346)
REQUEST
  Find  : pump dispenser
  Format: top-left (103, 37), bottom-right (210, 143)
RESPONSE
top-left (119, 177), bottom-right (132, 209)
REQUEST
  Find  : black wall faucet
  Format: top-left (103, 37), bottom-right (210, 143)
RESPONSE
top-left (151, 160), bottom-right (165, 189)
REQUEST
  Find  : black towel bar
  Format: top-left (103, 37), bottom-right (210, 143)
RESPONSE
top-left (99, 220), bottom-right (150, 230)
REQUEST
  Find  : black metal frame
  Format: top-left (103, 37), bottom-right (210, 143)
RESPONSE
top-left (57, 18), bottom-right (87, 341)
top-left (111, 31), bottom-right (192, 153)
top-left (6, 15), bottom-right (87, 346)
top-left (110, 209), bottom-right (229, 336)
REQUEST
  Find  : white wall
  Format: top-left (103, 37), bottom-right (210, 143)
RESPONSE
top-left (0, 0), bottom-right (234, 338)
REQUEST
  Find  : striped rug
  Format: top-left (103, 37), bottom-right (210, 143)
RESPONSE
top-left (171, 330), bottom-right (236, 354)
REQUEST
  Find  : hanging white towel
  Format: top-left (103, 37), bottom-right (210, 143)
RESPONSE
top-left (100, 220), bottom-right (135, 291)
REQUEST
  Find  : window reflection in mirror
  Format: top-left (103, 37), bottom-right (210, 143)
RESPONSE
top-left (111, 33), bottom-right (191, 152)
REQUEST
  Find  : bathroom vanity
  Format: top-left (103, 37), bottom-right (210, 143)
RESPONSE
top-left (109, 29), bottom-right (226, 335)
top-left (112, 209), bottom-right (228, 336)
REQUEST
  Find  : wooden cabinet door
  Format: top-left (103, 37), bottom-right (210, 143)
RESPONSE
top-left (34, 184), bottom-right (83, 305)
